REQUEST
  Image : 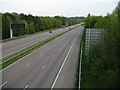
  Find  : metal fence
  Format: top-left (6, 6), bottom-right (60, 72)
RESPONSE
top-left (85, 28), bottom-right (105, 56)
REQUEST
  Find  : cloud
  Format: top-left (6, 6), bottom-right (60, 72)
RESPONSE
top-left (2, 0), bottom-right (118, 2)
top-left (1, 0), bottom-right (118, 17)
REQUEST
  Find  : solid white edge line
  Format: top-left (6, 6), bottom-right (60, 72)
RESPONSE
top-left (0, 43), bottom-right (44, 72)
top-left (51, 37), bottom-right (77, 88)
top-left (79, 49), bottom-right (83, 89)
top-left (0, 25), bottom-right (81, 72)
top-left (0, 81), bottom-right (7, 88)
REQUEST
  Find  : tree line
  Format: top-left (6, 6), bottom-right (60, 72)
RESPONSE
top-left (1, 12), bottom-right (83, 39)
top-left (84, 2), bottom-right (120, 88)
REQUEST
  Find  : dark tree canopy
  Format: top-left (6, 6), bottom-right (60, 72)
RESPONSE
top-left (84, 2), bottom-right (119, 88)
top-left (2, 13), bottom-right (83, 39)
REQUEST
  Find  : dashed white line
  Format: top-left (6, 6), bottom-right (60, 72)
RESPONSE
top-left (79, 49), bottom-right (83, 89)
top-left (0, 25), bottom-right (81, 72)
top-left (26, 63), bottom-right (30, 67)
top-left (24, 85), bottom-right (28, 89)
top-left (51, 37), bottom-right (77, 88)
top-left (0, 43), bottom-right (44, 72)
top-left (52, 55), bottom-right (55, 58)
top-left (0, 81), bottom-right (7, 88)
top-left (42, 65), bottom-right (46, 69)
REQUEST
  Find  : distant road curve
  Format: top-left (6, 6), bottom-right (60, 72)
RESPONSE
top-left (2, 24), bottom-right (80, 59)
top-left (1, 25), bottom-right (84, 88)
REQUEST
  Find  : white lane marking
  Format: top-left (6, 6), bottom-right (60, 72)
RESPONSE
top-left (52, 55), bottom-right (55, 58)
top-left (51, 37), bottom-right (77, 88)
top-left (0, 81), bottom-right (7, 88)
top-left (0, 44), bottom-right (44, 72)
top-left (26, 63), bottom-right (30, 67)
top-left (79, 49), bottom-right (83, 88)
top-left (0, 25), bottom-right (82, 72)
top-left (24, 85), bottom-right (28, 89)
top-left (42, 65), bottom-right (46, 69)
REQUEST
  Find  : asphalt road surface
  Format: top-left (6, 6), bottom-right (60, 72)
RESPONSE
top-left (1, 26), bottom-right (84, 88)
top-left (2, 24), bottom-right (80, 59)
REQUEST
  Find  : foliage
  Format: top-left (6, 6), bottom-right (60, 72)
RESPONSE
top-left (2, 14), bottom-right (12, 39)
top-left (84, 2), bottom-right (119, 88)
top-left (27, 22), bottom-right (36, 34)
top-left (2, 13), bottom-right (83, 39)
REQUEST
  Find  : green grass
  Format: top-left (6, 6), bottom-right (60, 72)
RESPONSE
top-left (78, 30), bottom-right (102, 89)
top-left (1, 37), bottom-right (55, 69)
top-left (0, 39), bottom-right (50, 63)
top-left (81, 55), bottom-right (102, 89)
top-left (74, 29), bottom-right (84, 88)
top-left (2, 25), bottom-right (69, 43)
top-left (0, 26), bottom-right (80, 70)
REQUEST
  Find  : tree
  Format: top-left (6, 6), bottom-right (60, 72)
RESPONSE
top-left (27, 22), bottom-right (36, 34)
top-left (84, 2), bottom-right (119, 87)
top-left (0, 13), bottom-right (2, 40)
top-left (2, 15), bottom-right (12, 39)
top-left (2, 12), bottom-right (80, 39)
top-left (53, 17), bottom-right (62, 27)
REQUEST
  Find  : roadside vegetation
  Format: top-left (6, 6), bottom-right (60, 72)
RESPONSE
top-left (0, 26), bottom-right (80, 70)
top-left (1, 12), bottom-right (83, 39)
top-left (80, 2), bottom-right (120, 88)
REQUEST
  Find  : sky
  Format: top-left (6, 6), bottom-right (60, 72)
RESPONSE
top-left (0, 0), bottom-right (119, 17)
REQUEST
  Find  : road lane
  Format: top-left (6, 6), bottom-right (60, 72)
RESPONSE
top-left (2, 26), bottom-right (84, 88)
top-left (54, 29), bottom-right (83, 88)
top-left (2, 24), bottom-right (80, 59)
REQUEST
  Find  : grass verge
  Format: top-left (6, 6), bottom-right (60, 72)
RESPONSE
top-left (1, 25), bottom-right (70, 43)
top-left (74, 38), bottom-right (81, 88)
top-left (0, 26), bottom-right (80, 70)
top-left (75, 29), bottom-right (102, 89)
top-left (74, 29), bottom-right (84, 88)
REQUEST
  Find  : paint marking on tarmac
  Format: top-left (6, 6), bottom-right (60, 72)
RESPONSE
top-left (0, 24), bottom-right (81, 72)
top-left (42, 65), bottom-right (46, 69)
top-left (51, 36), bottom-right (77, 88)
top-left (26, 63), bottom-right (30, 67)
top-left (0, 81), bottom-right (7, 88)
top-left (52, 55), bottom-right (55, 58)
top-left (24, 85), bottom-right (28, 89)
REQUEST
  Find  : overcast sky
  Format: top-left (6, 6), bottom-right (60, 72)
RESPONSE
top-left (0, 0), bottom-right (119, 17)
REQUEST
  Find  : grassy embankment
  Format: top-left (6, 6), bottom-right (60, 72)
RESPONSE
top-left (0, 25), bottom-right (80, 70)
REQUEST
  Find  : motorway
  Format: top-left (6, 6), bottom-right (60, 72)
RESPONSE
top-left (2, 24), bottom-right (80, 59)
top-left (1, 25), bottom-right (84, 88)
